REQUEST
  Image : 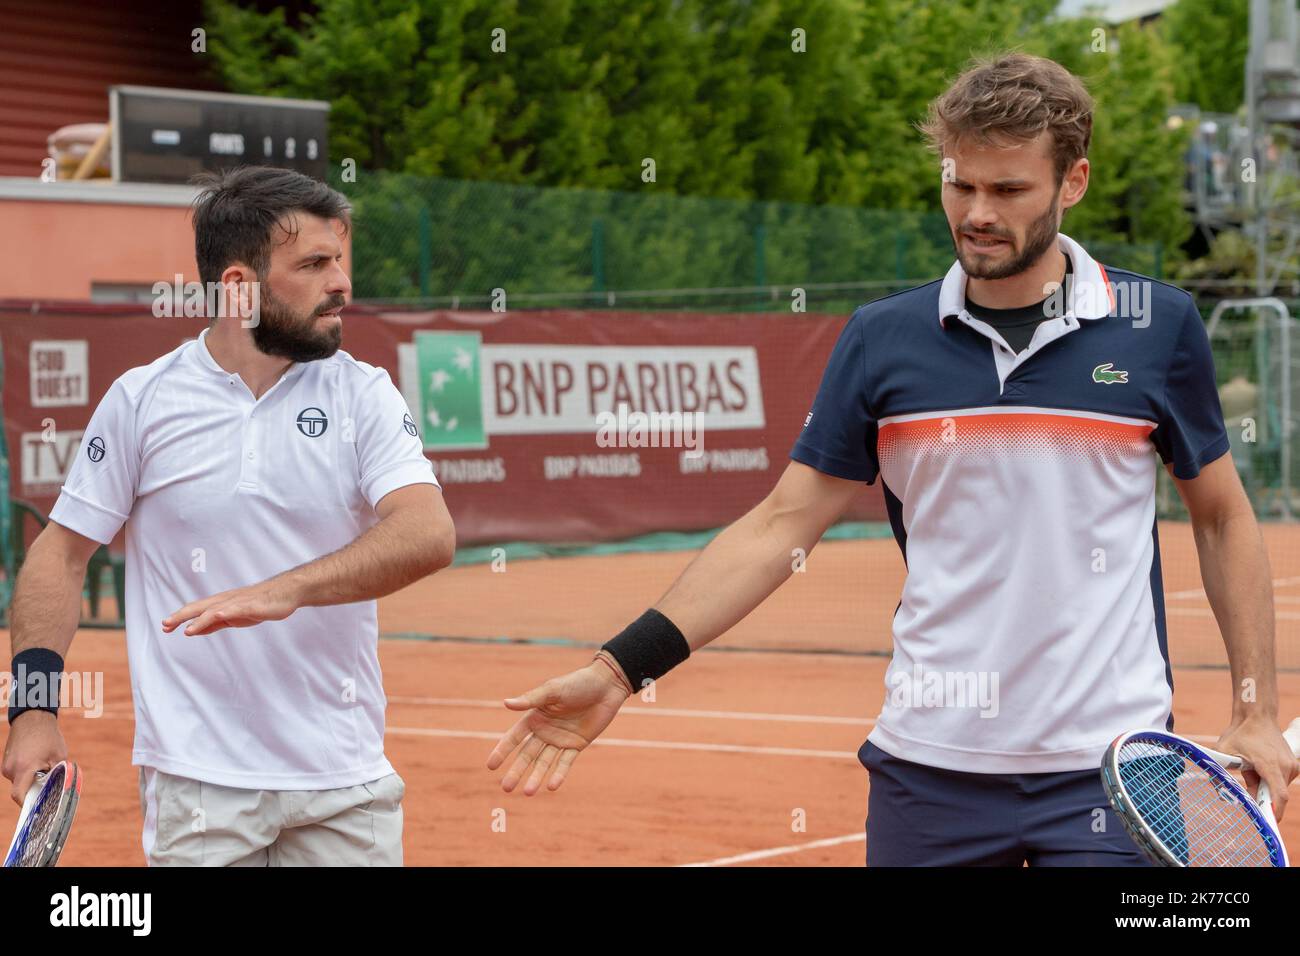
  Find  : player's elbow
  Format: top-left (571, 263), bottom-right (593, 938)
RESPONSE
top-left (423, 516), bottom-right (456, 574)
top-left (27, 521), bottom-right (99, 579)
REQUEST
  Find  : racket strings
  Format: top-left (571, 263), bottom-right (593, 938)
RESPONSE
top-left (13, 790), bottom-right (64, 866)
top-left (1116, 741), bottom-right (1278, 867)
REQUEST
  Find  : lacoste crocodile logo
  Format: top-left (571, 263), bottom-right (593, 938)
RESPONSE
top-left (1092, 362), bottom-right (1129, 384)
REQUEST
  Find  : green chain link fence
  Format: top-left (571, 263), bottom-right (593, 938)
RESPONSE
top-left (329, 170), bottom-right (1165, 315)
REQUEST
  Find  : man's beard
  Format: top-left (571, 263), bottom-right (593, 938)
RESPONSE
top-left (954, 194), bottom-right (1059, 281)
top-left (252, 286), bottom-right (344, 362)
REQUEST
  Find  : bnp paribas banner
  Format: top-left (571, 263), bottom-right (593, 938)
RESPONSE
top-left (0, 306), bottom-right (883, 549)
top-left (399, 331), bottom-right (766, 450)
top-left (384, 310), bottom-right (886, 543)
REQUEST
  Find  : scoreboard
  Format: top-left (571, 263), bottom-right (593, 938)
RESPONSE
top-left (109, 85), bottom-right (330, 185)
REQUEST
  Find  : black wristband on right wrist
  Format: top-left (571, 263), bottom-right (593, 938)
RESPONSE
top-left (8, 647), bottom-right (64, 724)
top-left (601, 608), bottom-right (690, 693)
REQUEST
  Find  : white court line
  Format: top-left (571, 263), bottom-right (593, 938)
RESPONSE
top-left (80, 709), bottom-right (1238, 868)
top-left (387, 726), bottom-right (858, 759)
top-left (386, 695), bottom-right (874, 726)
top-left (90, 712), bottom-right (856, 759)
top-left (681, 832), bottom-right (866, 867)
top-left (82, 709), bottom-right (1232, 754)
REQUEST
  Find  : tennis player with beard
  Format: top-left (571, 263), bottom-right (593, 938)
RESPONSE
top-left (2, 166), bottom-right (454, 866)
top-left (487, 53), bottom-right (1298, 865)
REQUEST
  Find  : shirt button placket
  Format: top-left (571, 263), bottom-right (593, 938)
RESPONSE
top-left (241, 406), bottom-right (260, 488)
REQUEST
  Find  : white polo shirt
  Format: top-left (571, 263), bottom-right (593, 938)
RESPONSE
top-left (50, 328), bottom-right (441, 790)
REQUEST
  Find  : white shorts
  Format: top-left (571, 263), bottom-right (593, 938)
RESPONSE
top-left (137, 766), bottom-right (405, 867)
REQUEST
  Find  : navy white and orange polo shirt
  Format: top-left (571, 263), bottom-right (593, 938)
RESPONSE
top-left (791, 232), bottom-right (1230, 773)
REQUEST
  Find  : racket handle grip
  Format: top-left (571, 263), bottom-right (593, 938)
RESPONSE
top-left (1255, 780), bottom-right (1290, 867)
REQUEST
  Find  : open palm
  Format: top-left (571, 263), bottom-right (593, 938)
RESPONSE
top-left (487, 664), bottom-right (631, 795)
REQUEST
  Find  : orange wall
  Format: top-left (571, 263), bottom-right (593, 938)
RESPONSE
top-left (0, 185), bottom-right (353, 301)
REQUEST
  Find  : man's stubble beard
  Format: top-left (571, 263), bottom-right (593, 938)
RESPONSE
top-left (955, 193), bottom-right (1060, 281)
top-left (252, 285), bottom-right (345, 362)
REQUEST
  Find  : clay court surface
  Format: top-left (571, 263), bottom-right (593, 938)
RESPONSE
top-left (9, 523), bottom-right (1300, 866)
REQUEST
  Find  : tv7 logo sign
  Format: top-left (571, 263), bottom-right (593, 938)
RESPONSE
top-left (21, 430), bottom-right (83, 490)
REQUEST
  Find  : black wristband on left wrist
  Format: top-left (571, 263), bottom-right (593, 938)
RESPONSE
top-left (600, 608), bottom-right (690, 693)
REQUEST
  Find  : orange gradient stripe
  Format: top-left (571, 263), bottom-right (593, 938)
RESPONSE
top-left (880, 412), bottom-right (1153, 443)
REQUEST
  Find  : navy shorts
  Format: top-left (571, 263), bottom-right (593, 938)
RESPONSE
top-left (861, 740), bottom-right (1153, 866)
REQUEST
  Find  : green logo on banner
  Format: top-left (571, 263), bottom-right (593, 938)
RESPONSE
top-left (414, 331), bottom-right (486, 449)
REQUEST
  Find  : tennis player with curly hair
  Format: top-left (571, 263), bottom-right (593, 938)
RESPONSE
top-left (487, 52), bottom-right (1297, 866)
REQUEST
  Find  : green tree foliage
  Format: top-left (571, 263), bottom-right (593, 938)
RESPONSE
top-left (1160, 0), bottom-right (1250, 115)
top-left (1029, 17), bottom-right (1193, 264)
top-left (202, 0), bottom-right (1208, 296)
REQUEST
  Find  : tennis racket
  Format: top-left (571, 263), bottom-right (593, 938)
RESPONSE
top-left (3, 761), bottom-right (83, 867)
top-left (1101, 719), bottom-right (1300, 867)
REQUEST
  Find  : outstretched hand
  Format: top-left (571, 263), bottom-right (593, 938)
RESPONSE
top-left (162, 579), bottom-right (300, 636)
top-left (487, 657), bottom-right (632, 795)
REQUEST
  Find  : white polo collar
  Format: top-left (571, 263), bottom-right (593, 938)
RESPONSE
top-left (194, 327), bottom-right (227, 376)
top-left (192, 326), bottom-right (308, 392)
top-left (937, 232), bottom-right (1115, 329)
